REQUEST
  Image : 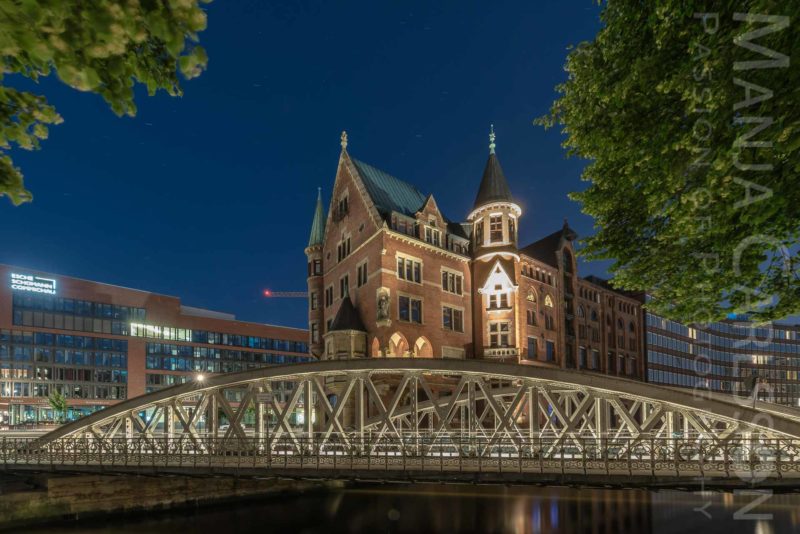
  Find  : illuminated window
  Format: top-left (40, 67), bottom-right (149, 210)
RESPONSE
top-left (544, 295), bottom-right (554, 308)
top-left (489, 322), bottom-right (510, 347)
top-left (490, 215), bottom-right (503, 242)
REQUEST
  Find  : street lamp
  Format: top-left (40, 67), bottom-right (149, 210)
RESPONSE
top-left (196, 373), bottom-right (206, 383)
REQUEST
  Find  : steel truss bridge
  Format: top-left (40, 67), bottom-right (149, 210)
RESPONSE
top-left (5, 359), bottom-right (800, 487)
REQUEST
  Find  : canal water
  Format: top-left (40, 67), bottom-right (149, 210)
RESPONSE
top-left (26, 484), bottom-right (800, 533)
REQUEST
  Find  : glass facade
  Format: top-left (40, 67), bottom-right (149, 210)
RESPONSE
top-left (645, 312), bottom-right (800, 406)
top-left (1, 273), bottom-right (311, 427)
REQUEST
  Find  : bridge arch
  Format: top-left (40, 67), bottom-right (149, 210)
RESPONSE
top-left (16, 359), bottom-right (800, 484)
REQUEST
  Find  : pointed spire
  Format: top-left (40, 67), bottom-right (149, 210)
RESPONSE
top-left (329, 295), bottom-right (366, 332)
top-left (473, 126), bottom-right (514, 210)
top-left (307, 188), bottom-right (326, 248)
top-left (340, 130), bottom-right (348, 150)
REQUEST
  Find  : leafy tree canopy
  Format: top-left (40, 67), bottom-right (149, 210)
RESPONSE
top-left (0, 0), bottom-right (210, 205)
top-left (538, 1), bottom-right (799, 324)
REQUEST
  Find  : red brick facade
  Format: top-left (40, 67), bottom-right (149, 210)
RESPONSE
top-left (305, 137), bottom-right (645, 380)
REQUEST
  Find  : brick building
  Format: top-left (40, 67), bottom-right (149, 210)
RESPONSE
top-left (304, 130), bottom-right (645, 379)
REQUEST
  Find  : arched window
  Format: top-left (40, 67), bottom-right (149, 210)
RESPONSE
top-left (617, 318), bottom-right (624, 330)
top-left (577, 305), bottom-right (585, 318)
top-left (629, 321), bottom-right (635, 333)
top-left (527, 290), bottom-right (536, 303)
top-left (590, 309), bottom-right (598, 322)
top-left (544, 295), bottom-right (554, 308)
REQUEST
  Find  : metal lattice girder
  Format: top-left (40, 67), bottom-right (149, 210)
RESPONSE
top-left (30, 359), bottom-right (800, 455)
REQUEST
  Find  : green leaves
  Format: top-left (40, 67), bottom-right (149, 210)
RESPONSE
top-left (539, 1), bottom-right (800, 323)
top-left (0, 0), bottom-right (212, 205)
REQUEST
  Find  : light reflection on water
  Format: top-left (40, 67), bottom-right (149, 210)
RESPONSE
top-left (26, 484), bottom-right (800, 534)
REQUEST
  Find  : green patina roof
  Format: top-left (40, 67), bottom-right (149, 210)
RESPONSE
top-left (351, 159), bottom-right (428, 219)
top-left (307, 188), bottom-right (326, 248)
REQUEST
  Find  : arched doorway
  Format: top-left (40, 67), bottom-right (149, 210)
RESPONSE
top-left (388, 332), bottom-right (409, 357)
top-left (413, 336), bottom-right (433, 358)
top-left (371, 337), bottom-right (382, 357)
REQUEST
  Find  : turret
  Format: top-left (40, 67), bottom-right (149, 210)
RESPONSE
top-left (305, 188), bottom-right (326, 358)
top-left (467, 125), bottom-right (522, 259)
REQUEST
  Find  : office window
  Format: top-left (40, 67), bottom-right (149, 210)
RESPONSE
top-left (397, 257), bottom-right (422, 283)
top-left (399, 296), bottom-right (423, 324)
top-left (441, 271), bottom-right (463, 295)
top-left (490, 215), bottom-right (503, 242)
top-left (442, 306), bottom-right (464, 332)
top-left (357, 261), bottom-right (368, 287)
top-left (489, 322), bottom-right (510, 347)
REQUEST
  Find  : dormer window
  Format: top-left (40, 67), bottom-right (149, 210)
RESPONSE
top-left (490, 215), bottom-right (503, 243)
top-left (424, 226), bottom-right (441, 247)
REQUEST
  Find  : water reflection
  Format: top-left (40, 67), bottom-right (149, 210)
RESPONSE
top-left (27, 484), bottom-right (800, 534)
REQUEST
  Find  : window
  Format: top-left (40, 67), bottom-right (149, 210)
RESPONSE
top-left (545, 314), bottom-right (554, 330)
top-left (590, 309), bottom-right (598, 321)
top-left (508, 217), bottom-right (516, 242)
top-left (577, 305), bottom-right (585, 318)
top-left (527, 337), bottom-right (538, 358)
top-left (337, 195), bottom-right (349, 218)
top-left (311, 323), bottom-right (319, 343)
top-left (441, 270), bottom-right (463, 295)
top-left (489, 291), bottom-right (509, 310)
top-left (527, 291), bottom-right (536, 302)
top-left (475, 220), bottom-right (484, 244)
top-left (424, 226), bottom-right (441, 247)
top-left (324, 287), bottom-right (334, 308)
top-left (312, 259), bottom-right (322, 275)
top-left (357, 262), bottom-right (368, 287)
top-left (490, 215), bottom-right (503, 242)
top-left (310, 292), bottom-right (319, 310)
top-left (629, 321), bottom-right (635, 332)
top-left (526, 309), bottom-right (537, 326)
top-left (442, 306), bottom-right (464, 332)
top-left (397, 257), bottom-right (422, 283)
top-left (579, 346), bottom-right (587, 368)
top-left (544, 295), bottom-right (554, 307)
top-left (489, 322), bottom-right (510, 347)
top-left (339, 275), bottom-right (349, 299)
top-left (591, 349), bottom-right (600, 370)
top-left (399, 296), bottom-right (423, 324)
top-left (337, 236), bottom-right (351, 262)
top-left (545, 340), bottom-right (555, 361)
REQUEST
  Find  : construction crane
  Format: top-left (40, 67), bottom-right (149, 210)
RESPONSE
top-left (263, 289), bottom-right (308, 298)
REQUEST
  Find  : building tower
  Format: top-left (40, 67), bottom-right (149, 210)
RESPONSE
top-left (305, 188), bottom-right (326, 358)
top-left (468, 126), bottom-right (523, 360)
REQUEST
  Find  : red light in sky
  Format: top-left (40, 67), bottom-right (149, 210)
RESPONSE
top-left (263, 289), bottom-right (272, 297)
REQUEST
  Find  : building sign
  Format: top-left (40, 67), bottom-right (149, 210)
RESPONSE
top-left (10, 273), bottom-right (57, 295)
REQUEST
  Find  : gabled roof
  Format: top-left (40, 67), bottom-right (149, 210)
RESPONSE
top-left (307, 189), bottom-right (326, 248)
top-left (352, 159), bottom-right (427, 219)
top-left (329, 296), bottom-right (366, 332)
top-left (473, 153), bottom-right (514, 210)
top-left (520, 221), bottom-right (578, 268)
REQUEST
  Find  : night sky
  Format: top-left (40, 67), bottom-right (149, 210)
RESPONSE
top-left (0, 1), bottom-right (607, 329)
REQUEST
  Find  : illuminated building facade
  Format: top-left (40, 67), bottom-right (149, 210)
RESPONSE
top-left (645, 311), bottom-right (800, 406)
top-left (304, 130), bottom-right (645, 379)
top-left (0, 264), bottom-right (310, 425)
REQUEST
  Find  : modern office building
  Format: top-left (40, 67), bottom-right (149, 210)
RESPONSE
top-left (0, 264), bottom-right (310, 425)
top-left (303, 130), bottom-right (645, 380)
top-left (645, 311), bottom-right (800, 406)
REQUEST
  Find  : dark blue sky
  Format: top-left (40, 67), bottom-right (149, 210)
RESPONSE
top-left (0, 1), bottom-right (606, 329)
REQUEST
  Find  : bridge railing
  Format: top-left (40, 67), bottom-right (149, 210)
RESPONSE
top-left (4, 434), bottom-right (800, 480)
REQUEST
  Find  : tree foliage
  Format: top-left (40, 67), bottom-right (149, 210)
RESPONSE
top-left (538, 1), bottom-right (799, 323)
top-left (0, 0), bottom-right (211, 205)
top-left (48, 390), bottom-right (68, 422)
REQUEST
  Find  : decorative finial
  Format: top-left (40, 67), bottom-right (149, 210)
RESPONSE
top-left (340, 131), bottom-right (348, 150)
top-left (489, 124), bottom-right (496, 155)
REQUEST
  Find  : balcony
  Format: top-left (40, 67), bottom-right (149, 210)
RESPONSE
top-left (484, 347), bottom-right (518, 359)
